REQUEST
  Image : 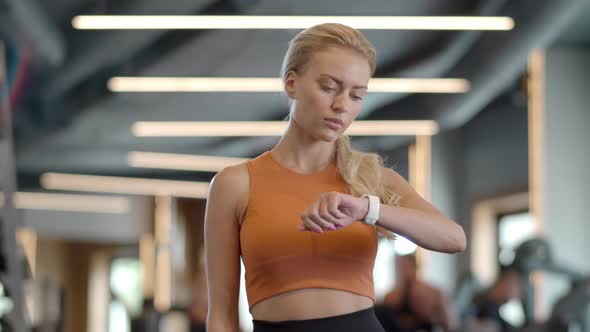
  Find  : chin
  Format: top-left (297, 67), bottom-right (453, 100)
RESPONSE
top-left (316, 131), bottom-right (341, 142)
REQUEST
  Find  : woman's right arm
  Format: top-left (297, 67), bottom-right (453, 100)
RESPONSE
top-left (205, 164), bottom-right (249, 332)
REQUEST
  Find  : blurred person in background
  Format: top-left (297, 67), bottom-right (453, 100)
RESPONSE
top-left (377, 254), bottom-right (456, 332)
top-left (468, 267), bottom-right (523, 332)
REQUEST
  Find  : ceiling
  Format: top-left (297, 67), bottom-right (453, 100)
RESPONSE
top-left (2, 0), bottom-right (589, 186)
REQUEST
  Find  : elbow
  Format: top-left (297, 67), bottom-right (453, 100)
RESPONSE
top-left (418, 221), bottom-right (467, 254)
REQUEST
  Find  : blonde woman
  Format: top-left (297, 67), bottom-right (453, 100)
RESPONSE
top-left (205, 23), bottom-right (466, 332)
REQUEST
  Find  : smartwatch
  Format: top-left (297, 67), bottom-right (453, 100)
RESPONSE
top-left (360, 194), bottom-right (380, 225)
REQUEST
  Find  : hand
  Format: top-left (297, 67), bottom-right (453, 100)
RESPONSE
top-left (298, 192), bottom-right (369, 233)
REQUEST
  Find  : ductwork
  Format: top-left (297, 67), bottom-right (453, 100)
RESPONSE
top-left (208, 0), bottom-right (516, 157)
top-left (370, 0), bottom-right (586, 132)
top-left (4, 0), bottom-right (65, 66)
top-left (41, 0), bottom-right (218, 100)
top-left (376, 0), bottom-right (509, 102)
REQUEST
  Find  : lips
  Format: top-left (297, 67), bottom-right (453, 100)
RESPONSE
top-left (324, 117), bottom-right (344, 129)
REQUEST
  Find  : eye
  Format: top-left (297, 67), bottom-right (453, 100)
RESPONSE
top-left (351, 95), bottom-right (364, 101)
top-left (320, 83), bottom-right (336, 91)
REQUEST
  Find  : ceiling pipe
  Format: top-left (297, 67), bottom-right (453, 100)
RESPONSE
top-left (371, 0), bottom-right (586, 132)
top-left (5, 0), bottom-right (65, 66)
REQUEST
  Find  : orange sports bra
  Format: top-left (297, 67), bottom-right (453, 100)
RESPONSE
top-left (240, 151), bottom-right (378, 310)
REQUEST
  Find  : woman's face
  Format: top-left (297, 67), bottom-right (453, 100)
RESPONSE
top-left (284, 47), bottom-right (371, 142)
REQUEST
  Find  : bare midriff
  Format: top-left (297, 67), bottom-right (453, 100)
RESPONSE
top-left (250, 288), bottom-right (374, 322)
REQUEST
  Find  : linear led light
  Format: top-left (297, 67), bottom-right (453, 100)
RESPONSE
top-left (108, 77), bottom-right (470, 93)
top-left (40, 173), bottom-right (209, 198)
top-left (132, 120), bottom-right (439, 137)
top-left (16, 228), bottom-right (37, 278)
top-left (0, 192), bottom-right (130, 214)
top-left (129, 152), bottom-right (248, 172)
top-left (140, 233), bottom-right (156, 298)
top-left (72, 15), bottom-right (515, 31)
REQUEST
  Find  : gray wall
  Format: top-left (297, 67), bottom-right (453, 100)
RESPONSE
top-left (423, 97), bottom-right (529, 289)
top-left (382, 48), bottom-right (589, 321)
top-left (461, 99), bottom-right (529, 273)
top-left (542, 47), bottom-right (590, 312)
top-left (425, 129), bottom-right (463, 291)
top-left (462, 101), bottom-right (529, 200)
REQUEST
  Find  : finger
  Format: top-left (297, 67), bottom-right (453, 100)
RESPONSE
top-left (300, 215), bottom-right (324, 233)
top-left (308, 214), bottom-right (336, 231)
top-left (309, 200), bottom-right (336, 230)
top-left (299, 203), bottom-right (320, 232)
top-left (326, 194), bottom-right (347, 220)
top-left (308, 201), bottom-right (336, 231)
top-left (319, 197), bottom-right (343, 228)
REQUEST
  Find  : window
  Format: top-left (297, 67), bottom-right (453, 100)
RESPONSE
top-left (108, 257), bottom-right (143, 332)
top-left (497, 211), bottom-right (536, 267)
top-left (496, 211), bottom-right (535, 327)
top-left (374, 236), bottom-right (418, 302)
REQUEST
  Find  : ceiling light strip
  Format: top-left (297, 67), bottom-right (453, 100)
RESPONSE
top-left (0, 192), bottom-right (131, 214)
top-left (40, 173), bottom-right (210, 198)
top-left (108, 77), bottom-right (470, 93)
top-left (72, 15), bottom-right (515, 31)
top-left (128, 152), bottom-right (248, 172)
top-left (131, 120), bottom-right (439, 137)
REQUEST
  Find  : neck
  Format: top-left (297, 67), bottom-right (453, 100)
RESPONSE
top-left (271, 119), bottom-right (337, 174)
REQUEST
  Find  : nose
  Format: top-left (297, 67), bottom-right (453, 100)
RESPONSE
top-left (331, 92), bottom-right (350, 114)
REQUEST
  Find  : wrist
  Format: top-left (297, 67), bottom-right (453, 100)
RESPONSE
top-left (360, 194), bottom-right (380, 225)
top-left (359, 196), bottom-right (370, 220)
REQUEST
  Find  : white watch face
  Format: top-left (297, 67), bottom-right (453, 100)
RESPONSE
top-left (365, 218), bottom-right (377, 225)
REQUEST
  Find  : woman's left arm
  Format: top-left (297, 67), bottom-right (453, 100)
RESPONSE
top-left (300, 168), bottom-right (466, 253)
top-left (374, 168), bottom-right (466, 253)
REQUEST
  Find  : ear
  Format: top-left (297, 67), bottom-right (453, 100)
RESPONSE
top-left (283, 70), bottom-right (297, 99)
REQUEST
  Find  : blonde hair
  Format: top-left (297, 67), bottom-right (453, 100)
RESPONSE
top-left (281, 23), bottom-right (400, 237)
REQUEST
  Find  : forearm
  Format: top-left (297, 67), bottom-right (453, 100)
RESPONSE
top-left (375, 204), bottom-right (466, 253)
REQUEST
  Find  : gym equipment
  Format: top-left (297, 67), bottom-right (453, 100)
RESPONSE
top-left (455, 238), bottom-right (589, 332)
top-left (0, 41), bottom-right (30, 331)
top-left (511, 238), bottom-right (586, 325)
top-left (519, 277), bottom-right (590, 332)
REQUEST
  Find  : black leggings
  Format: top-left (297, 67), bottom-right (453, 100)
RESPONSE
top-left (252, 306), bottom-right (386, 332)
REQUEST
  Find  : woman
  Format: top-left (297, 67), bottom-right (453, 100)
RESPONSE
top-left (205, 23), bottom-right (466, 332)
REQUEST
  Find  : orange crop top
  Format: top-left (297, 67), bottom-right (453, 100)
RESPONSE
top-left (240, 151), bottom-right (378, 310)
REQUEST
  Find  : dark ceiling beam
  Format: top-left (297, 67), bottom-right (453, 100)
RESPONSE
top-left (199, 0), bottom-right (509, 158)
top-left (41, 0), bottom-right (238, 107)
top-left (370, 0), bottom-right (586, 131)
top-left (12, 0), bottom-right (233, 150)
top-left (12, 0), bottom-right (240, 144)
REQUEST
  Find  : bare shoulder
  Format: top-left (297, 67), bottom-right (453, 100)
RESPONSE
top-left (381, 166), bottom-right (413, 194)
top-left (380, 166), bottom-right (440, 213)
top-left (381, 167), bottom-right (404, 184)
top-left (211, 162), bottom-right (249, 190)
top-left (208, 162), bottom-right (250, 223)
top-left (209, 162), bottom-right (250, 202)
